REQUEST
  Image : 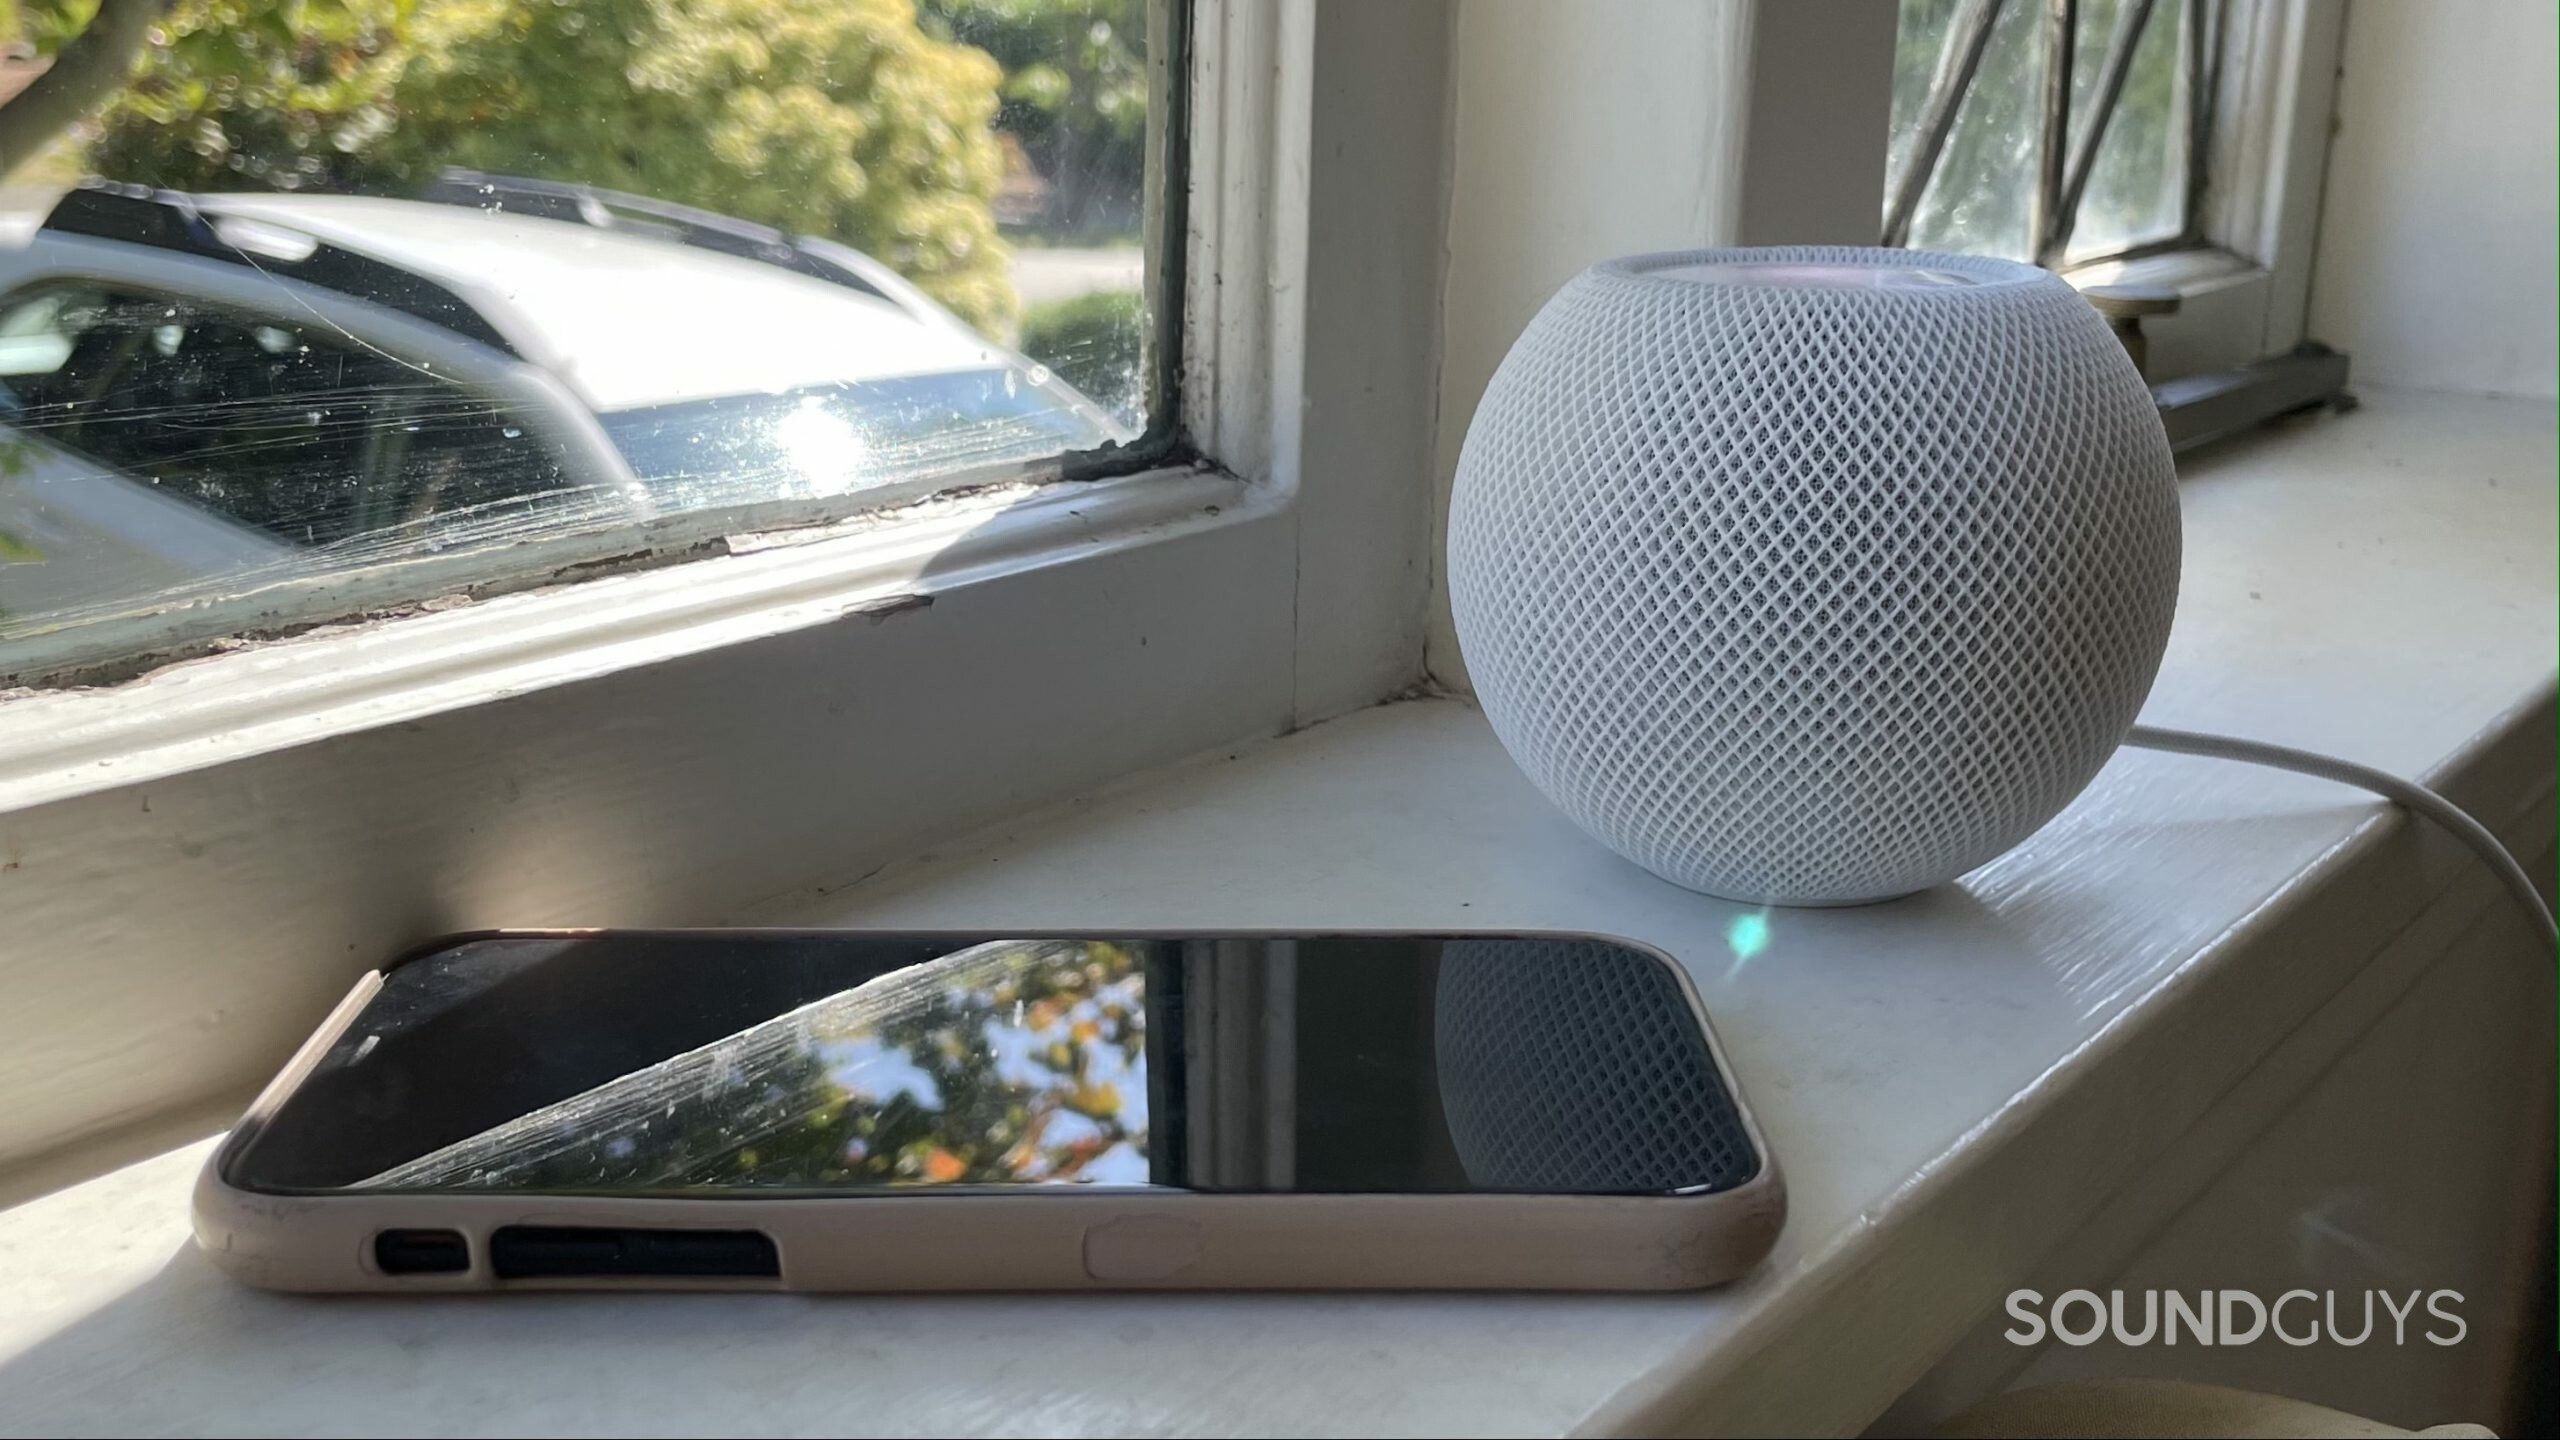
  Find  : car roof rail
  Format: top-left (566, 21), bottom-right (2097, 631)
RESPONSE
top-left (420, 168), bottom-right (910, 309)
top-left (41, 180), bottom-right (524, 357)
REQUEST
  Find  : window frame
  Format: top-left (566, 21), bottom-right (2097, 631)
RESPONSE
top-left (2058, 0), bottom-right (2347, 379)
top-left (0, 4), bottom-right (1194, 688)
top-left (0, 0), bottom-right (1343, 713)
top-left (1885, 0), bottom-right (2348, 382)
top-left (0, 0), bottom-right (1466, 1169)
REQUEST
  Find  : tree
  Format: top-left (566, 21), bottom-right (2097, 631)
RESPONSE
top-left (0, 1), bottom-right (173, 180)
top-left (69, 0), bottom-right (1017, 331)
top-left (922, 0), bottom-right (1144, 239)
top-left (364, 0), bottom-right (1015, 330)
top-left (79, 0), bottom-right (412, 194)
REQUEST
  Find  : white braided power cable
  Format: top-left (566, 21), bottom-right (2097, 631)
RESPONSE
top-left (2124, 724), bottom-right (2557, 947)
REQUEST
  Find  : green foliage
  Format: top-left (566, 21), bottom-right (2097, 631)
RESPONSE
top-left (80, 0), bottom-right (1017, 331)
top-left (370, 0), bottom-right (1015, 330)
top-left (12, 1), bottom-right (89, 51)
top-left (83, 0), bottom-right (411, 194)
top-left (1018, 287), bottom-right (1140, 423)
top-left (922, 0), bottom-right (1144, 238)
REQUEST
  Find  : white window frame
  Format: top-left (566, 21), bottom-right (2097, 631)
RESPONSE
top-left (2053, 0), bottom-right (2351, 379)
top-left (0, 0), bottom-right (1458, 1169)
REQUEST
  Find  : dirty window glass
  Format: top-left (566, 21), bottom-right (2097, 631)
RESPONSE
top-left (0, 0), bottom-right (1163, 683)
top-left (1886, 0), bottom-right (2193, 265)
top-left (1, 285), bottom-right (576, 547)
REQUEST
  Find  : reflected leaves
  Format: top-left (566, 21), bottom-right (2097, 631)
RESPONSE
top-left (370, 939), bottom-right (1151, 1192)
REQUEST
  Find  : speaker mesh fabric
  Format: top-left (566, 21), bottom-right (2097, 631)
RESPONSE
top-left (1433, 938), bottom-right (1756, 1194)
top-left (1447, 247), bottom-right (2181, 904)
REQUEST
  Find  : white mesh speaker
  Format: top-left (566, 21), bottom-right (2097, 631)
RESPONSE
top-left (1446, 247), bottom-right (2181, 905)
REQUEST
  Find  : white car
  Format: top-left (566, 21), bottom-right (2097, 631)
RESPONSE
top-left (0, 176), bottom-right (1131, 624)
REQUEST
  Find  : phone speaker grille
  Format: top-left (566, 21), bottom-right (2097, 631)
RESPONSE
top-left (1434, 939), bottom-right (1757, 1194)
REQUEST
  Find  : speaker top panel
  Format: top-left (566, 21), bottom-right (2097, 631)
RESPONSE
top-left (1617, 246), bottom-right (2043, 296)
top-left (1652, 259), bottom-right (1983, 291)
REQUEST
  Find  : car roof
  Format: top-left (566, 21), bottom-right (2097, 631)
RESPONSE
top-left (191, 193), bottom-right (1018, 413)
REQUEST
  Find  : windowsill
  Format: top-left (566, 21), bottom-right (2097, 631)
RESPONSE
top-left (0, 387), bottom-right (2551, 1435)
top-left (2057, 244), bottom-right (2294, 380)
top-left (2063, 243), bottom-right (2264, 296)
top-left (0, 463), bottom-right (1259, 809)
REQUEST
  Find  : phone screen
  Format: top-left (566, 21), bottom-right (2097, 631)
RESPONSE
top-left (225, 933), bottom-right (1759, 1198)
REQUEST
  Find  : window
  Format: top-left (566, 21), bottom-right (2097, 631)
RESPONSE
top-left (1885, 0), bottom-right (2205, 268)
top-left (1883, 0), bottom-right (2353, 433)
top-left (0, 0), bottom-right (1168, 683)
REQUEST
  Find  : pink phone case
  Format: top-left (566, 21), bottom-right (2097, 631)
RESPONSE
top-left (194, 930), bottom-right (1787, 1293)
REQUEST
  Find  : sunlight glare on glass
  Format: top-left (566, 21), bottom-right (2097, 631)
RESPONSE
top-left (775, 395), bottom-right (870, 497)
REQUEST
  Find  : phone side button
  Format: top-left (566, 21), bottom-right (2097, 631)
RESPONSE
top-left (1081, 1215), bottom-right (1202, 1283)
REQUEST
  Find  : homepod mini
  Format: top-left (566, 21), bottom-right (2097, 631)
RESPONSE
top-left (1445, 247), bottom-right (2181, 905)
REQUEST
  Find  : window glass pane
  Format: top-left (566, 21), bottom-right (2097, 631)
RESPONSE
top-left (1893, 0), bottom-right (2044, 260)
top-left (2065, 0), bottom-right (2189, 262)
top-left (1887, 0), bottom-right (2190, 264)
top-left (600, 371), bottom-right (1113, 508)
top-left (929, 0), bottom-right (1152, 433)
top-left (0, 0), bottom-right (1160, 681)
top-left (5, 286), bottom-right (571, 548)
top-left (1885, 0), bottom-right (1970, 215)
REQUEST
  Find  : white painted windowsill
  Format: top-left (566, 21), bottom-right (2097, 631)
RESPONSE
top-left (1, 388), bottom-right (2552, 1437)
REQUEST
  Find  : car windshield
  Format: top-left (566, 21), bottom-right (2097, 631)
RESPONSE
top-left (600, 369), bottom-right (1117, 510)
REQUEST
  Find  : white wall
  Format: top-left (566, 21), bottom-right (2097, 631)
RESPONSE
top-left (1423, 0), bottom-right (1896, 688)
top-left (2308, 0), bottom-right (2559, 399)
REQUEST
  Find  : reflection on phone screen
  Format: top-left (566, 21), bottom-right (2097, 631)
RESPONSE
top-left (228, 934), bottom-right (1760, 1198)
